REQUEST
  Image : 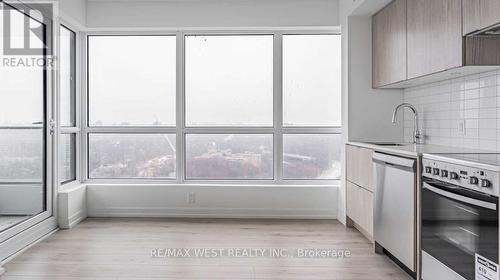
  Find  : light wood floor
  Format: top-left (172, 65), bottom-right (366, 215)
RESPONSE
top-left (1, 218), bottom-right (412, 280)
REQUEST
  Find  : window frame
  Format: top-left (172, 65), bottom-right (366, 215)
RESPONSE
top-left (83, 30), bottom-right (341, 185)
top-left (59, 23), bottom-right (81, 186)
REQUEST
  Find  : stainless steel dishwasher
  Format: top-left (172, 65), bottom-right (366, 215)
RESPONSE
top-left (372, 152), bottom-right (416, 274)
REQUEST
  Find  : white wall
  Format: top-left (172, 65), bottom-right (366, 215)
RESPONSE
top-left (86, 0), bottom-right (339, 29)
top-left (337, 0), bottom-right (404, 224)
top-left (59, 0), bottom-right (86, 28)
top-left (347, 16), bottom-right (404, 142)
top-left (86, 184), bottom-right (338, 219)
top-left (403, 70), bottom-right (500, 151)
top-left (58, 184), bottom-right (87, 229)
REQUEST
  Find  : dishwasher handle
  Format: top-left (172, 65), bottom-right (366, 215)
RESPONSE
top-left (372, 152), bottom-right (416, 169)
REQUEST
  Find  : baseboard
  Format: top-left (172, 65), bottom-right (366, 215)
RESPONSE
top-left (88, 207), bottom-right (337, 219)
top-left (67, 209), bottom-right (87, 228)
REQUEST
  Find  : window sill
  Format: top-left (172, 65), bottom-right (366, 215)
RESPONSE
top-left (59, 181), bottom-right (85, 192)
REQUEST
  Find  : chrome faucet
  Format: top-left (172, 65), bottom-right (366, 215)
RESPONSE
top-left (392, 103), bottom-right (424, 144)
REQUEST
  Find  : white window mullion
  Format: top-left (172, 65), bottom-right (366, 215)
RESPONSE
top-left (183, 127), bottom-right (274, 134)
top-left (176, 32), bottom-right (186, 183)
top-left (273, 33), bottom-right (283, 184)
top-left (75, 29), bottom-right (83, 183)
top-left (81, 34), bottom-right (89, 182)
top-left (85, 127), bottom-right (177, 134)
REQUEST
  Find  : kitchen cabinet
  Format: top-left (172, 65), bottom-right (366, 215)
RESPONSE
top-left (372, 0), bottom-right (500, 89)
top-left (346, 181), bottom-right (373, 238)
top-left (346, 144), bottom-right (374, 239)
top-left (407, 0), bottom-right (463, 79)
top-left (463, 0), bottom-right (500, 35)
top-left (464, 36), bottom-right (500, 65)
top-left (345, 145), bottom-right (358, 184)
top-left (372, 0), bottom-right (407, 88)
top-left (346, 145), bottom-right (373, 192)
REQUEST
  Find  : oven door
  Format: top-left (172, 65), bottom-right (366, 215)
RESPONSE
top-left (422, 178), bottom-right (499, 280)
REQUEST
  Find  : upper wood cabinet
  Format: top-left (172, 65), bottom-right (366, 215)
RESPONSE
top-left (407, 0), bottom-right (463, 79)
top-left (463, 0), bottom-right (500, 35)
top-left (372, 0), bottom-right (500, 88)
top-left (372, 0), bottom-right (407, 88)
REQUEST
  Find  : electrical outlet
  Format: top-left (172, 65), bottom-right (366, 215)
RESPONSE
top-left (458, 119), bottom-right (465, 135)
top-left (187, 192), bottom-right (196, 204)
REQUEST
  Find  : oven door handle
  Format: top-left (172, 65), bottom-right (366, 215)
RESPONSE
top-left (423, 183), bottom-right (497, 211)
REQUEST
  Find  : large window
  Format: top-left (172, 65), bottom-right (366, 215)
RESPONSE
top-left (87, 35), bottom-right (177, 179)
top-left (281, 34), bottom-right (341, 180)
top-left (59, 25), bottom-right (78, 184)
top-left (283, 134), bottom-right (341, 179)
top-left (89, 134), bottom-right (176, 179)
top-left (60, 133), bottom-right (76, 183)
top-left (60, 26), bottom-right (76, 127)
top-left (86, 33), bottom-right (341, 182)
top-left (88, 36), bottom-right (176, 126)
top-left (186, 134), bottom-right (273, 180)
top-left (185, 35), bottom-right (273, 127)
top-left (283, 35), bottom-right (341, 127)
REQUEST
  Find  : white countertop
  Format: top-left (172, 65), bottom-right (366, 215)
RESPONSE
top-left (347, 141), bottom-right (496, 158)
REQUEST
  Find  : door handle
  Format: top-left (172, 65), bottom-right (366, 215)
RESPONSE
top-left (424, 183), bottom-right (497, 210)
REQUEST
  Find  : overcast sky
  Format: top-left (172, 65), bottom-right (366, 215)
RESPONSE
top-left (1, 8), bottom-right (341, 128)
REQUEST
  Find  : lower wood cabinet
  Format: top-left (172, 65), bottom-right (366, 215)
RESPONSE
top-left (346, 144), bottom-right (374, 240)
top-left (346, 181), bottom-right (373, 239)
top-left (346, 145), bottom-right (373, 192)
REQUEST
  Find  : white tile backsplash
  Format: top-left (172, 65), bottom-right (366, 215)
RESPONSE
top-left (403, 70), bottom-right (500, 151)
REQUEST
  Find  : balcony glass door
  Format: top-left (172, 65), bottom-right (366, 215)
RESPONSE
top-left (0, 2), bottom-right (52, 245)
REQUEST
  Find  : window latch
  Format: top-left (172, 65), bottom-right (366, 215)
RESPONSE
top-left (49, 119), bottom-right (55, 135)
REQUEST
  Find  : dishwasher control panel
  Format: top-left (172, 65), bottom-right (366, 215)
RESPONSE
top-left (422, 158), bottom-right (499, 197)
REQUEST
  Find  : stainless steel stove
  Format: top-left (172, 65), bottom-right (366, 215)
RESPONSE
top-left (422, 153), bottom-right (499, 280)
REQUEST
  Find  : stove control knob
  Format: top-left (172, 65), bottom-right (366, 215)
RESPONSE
top-left (449, 172), bottom-right (459, 180)
top-left (433, 168), bottom-right (440, 175)
top-left (441, 170), bottom-right (448, 178)
top-left (425, 166), bottom-right (432, 173)
top-left (481, 179), bottom-right (491, 188)
top-left (469, 176), bottom-right (479, 185)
